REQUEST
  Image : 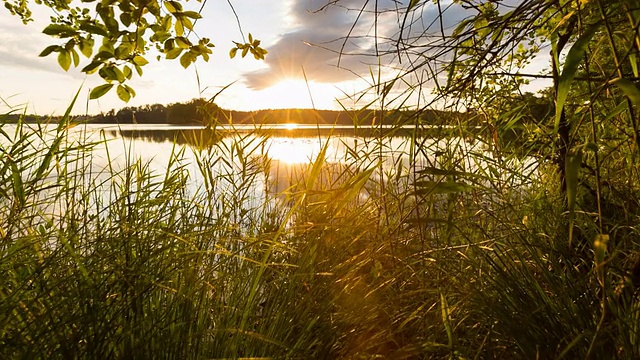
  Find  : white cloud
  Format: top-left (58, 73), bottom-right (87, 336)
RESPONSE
top-left (241, 0), bottom-right (475, 90)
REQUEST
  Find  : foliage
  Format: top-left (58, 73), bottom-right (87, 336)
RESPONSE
top-left (334, 0), bottom-right (640, 357)
top-left (3, 0), bottom-right (640, 358)
top-left (3, 0), bottom-right (267, 102)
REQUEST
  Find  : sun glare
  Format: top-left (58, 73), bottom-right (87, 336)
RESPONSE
top-left (284, 123), bottom-right (298, 130)
top-left (266, 138), bottom-right (328, 164)
top-left (253, 79), bottom-right (339, 110)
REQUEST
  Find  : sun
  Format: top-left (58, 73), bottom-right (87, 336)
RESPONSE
top-left (253, 79), bottom-right (340, 109)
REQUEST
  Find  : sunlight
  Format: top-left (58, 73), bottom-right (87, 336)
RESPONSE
top-left (249, 79), bottom-right (341, 110)
top-left (270, 79), bottom-right (314, 109)
top-left (284, 123), bottom-right (298, 130)
top-left (265, 137), bottom-right (327, 164)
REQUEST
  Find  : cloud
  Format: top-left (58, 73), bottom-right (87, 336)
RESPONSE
top-left (242, 0), bottom-right (401, 89)
top-left (0, 14), bottom-right (88, 78)
top-left (241, 0), bottom-right (474, 89)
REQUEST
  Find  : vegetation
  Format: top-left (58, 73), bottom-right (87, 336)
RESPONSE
top-left (4, 0), bottom-right (266, 101)
top-left (2, 0), bottom-right (640, 359)
top-left (6, 97), bottom-right (471, 127)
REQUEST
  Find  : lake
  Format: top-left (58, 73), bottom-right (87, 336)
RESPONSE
top-left (1, 122), bottom-right (538, 217)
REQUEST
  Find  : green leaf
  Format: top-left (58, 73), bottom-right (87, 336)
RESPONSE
top-left (554, 23), bottom-right (600, 133)
top-left (164, 38), bottom-right (175, 51)
top-left (132, 55), bottom-right (149, 66)
top-left (182, 11), bottom-right (202, 19)
top-left (610, 77), bottom-right (640, 106)
top-left (182, 17), bottom-right (193, 31)
top-left (565, 150), bottom-right (582, 210)
top-left (113, 66), bottom-right (125, 82)
top-left (164, 1), bottom-right (176, 13)
top-left (82, 60), bottom-right (103, 74)
top-left (79, 23), bottom-right (108, 37)
top-left (123, 65), bottom-right (133, 79)
top-left (175, 36), bottom-right (191, 49)
top-left (453, 18), bottom-right (473, 37)
top-left (630, 53), bottom-right (639, 78)
top-left (114, 44), bottom-right (133, 59)
top-left (94, 50), bottom-right (114, 60)
top-left (71, 49), bottom-right (80, 67)
top-left (58, 50), bottom-right (71, 71)
top-left (152, 30), bottom-right (171, 43)
top-left (175, 19), bottom-right (184, 37)
top-left (134, 64), bottom-right (143, 76)
top-left (89, 83), bottom-right (114, 99)
top-left (42, 23), bottom-right (76, 37)
top-left (604, 101), bottom-right (627, 121)
top-left (164, 1), bottom-right (182, 13)
top-left (100, 8), bottom-right (119, 33)
top-left (39, 45), bottom-right (61, 57)
top-left (78, 38), bottom-right (94, 58)
top-left (584, 142), bottom-right (598, 152)
top-left (64, 39), bottom-right (75, 51)
top-left (120, 12), bottom-right (131, 27)
top-left (162, 15), bottom-right (172, 31)
top-left (166, 47), bottom-right (183, 59)
top-left (229, 47), bottom-right (238, 59)
top-left (10, 160), bottom-right (25, 206)
top-left (179, 51), bottom-right (193, 68)
top-left (116, 84), bottom-right (131, 102)
top-left (566, 147), bottom-right (582, 246)
top-left (99, 66), bottom-right (119, 81)
top-left (124, 84), bottom-right (136, 98)
top-left (407, 0), bottom-right (420, 11)
top-left (98, 41), bottom-right (115, 54)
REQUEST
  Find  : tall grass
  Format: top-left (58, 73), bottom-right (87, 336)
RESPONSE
top-left (2, 95), bottom-right (639, 358)
top-left (3, 1), bottom-right (640, 357)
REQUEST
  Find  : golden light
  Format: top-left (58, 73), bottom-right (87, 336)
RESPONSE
top-left (266, 137), bottom-right (325, 164)
top-left (284, 123), bottom-right (298, 130)
top-left (246, 79), bottom-right (341, 110)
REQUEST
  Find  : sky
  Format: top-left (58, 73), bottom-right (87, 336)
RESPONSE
top-left (0, 0), bottom-right (550, 116)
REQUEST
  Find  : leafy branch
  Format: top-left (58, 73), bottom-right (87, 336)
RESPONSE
top-left (5, 0), bottom-right (267, 102)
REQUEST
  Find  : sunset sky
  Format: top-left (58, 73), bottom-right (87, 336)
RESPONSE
top-left (0, 0), bottom-right (548, 115)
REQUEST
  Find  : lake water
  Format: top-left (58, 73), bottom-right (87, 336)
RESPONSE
top-left (95, 124), bottom-right (442, 202)
top-left (96, 124), bottom-right (497, 192)
top-left (1, 123), bottom-right (539, 215)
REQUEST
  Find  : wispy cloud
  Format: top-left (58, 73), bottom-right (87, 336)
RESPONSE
top-left (0, 19), bottom-right (88, 77)
top-left (0, 35), bottom-right (57, 73)
top-left (242, 0), bottom-right (400, 89)
top-left (242, 0), bottom-right (473, 89)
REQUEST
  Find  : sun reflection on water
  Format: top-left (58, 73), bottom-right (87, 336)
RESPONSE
top-left (265, 137), bottom-right (330, 164)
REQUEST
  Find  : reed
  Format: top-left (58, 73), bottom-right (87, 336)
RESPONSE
top-left (4, 1), bottom-right (640, 355)
top-left (2, 94), bottom-right (639, 358)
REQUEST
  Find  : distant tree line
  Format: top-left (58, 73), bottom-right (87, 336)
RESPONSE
top-left (3, 94), bottom-right (553, 128)
top-left (86, 98), bottom-right (506, 126)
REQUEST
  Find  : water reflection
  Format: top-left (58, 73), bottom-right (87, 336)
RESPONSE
top-left (97, 126), bottom-right (430, 206)
top-left (266, 138), bottom-right (329, 164)
top-left (95, 125), bottom-right (532, 198)
top-left (105, 123), bottom-right (481, 146)
top-left (0, 123), bottom-right (538, 221)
